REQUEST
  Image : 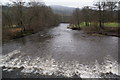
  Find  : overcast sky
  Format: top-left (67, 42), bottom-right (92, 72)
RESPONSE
top-left (44, 0), bottom-right (95, 8)
top-left (0, 0), bottom-right (98, 8)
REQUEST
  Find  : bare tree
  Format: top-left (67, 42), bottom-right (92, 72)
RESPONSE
top-left (11, 0), bottom-right (25, 30)
top-left (81, 6), bottom-right (93, 27)
top-left (105, 0), bottom-right (118, 22)
top-left (94, 0), bottom-right (107, 29)
top-left (2, 3), bottom-right (13, 28)
top-left (71, 8), bottom-right (81, 29)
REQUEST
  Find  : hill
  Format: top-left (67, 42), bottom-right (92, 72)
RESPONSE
top-left (50, 5), bottom-right (75, 16)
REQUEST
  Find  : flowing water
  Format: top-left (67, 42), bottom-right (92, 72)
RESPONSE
top-left (1, 23), bottom-right (119, 78)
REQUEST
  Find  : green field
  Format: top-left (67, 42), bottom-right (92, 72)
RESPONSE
top-left (104, 23), bottom-right (119, 27)
top-left (70, 22), bottom-right (119, 28)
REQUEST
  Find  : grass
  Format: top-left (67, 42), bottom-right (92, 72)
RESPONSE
top-left (69, 22), bottom-right (120, 37)
top-left (70, 22), bottom-right (119, 28)
top-left (104, 22), bottom-right (119, 27)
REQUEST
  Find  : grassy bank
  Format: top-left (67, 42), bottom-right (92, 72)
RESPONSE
top-left (69, 22), bottom-right (119, 28)
top-left (69, 22), bottom-right (120, 37)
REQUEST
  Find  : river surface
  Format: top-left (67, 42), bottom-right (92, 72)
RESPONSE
top-left (0, 23), bottom-right (119, 78)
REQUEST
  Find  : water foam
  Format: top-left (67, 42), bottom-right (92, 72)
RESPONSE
top-left (1, 50), bottom-right (119, 78)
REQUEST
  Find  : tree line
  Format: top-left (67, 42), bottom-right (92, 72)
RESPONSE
top-left (2, 0), bottom-right (60, 32)
top-left (71, 0), bottom-right (119, 30)
top-left (2, 0), bottom-right (60, 41)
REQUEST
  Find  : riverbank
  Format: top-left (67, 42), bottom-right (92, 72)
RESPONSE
top-left (2, 24), bottom-right (60, 44)
top-left (68, 24), bottom-right (120, 37)
top-left (2, 28), bottom-right (34, 43)
top-left (84, 27), bottom-right (120, 37)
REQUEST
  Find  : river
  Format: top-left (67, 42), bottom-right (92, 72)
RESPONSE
top-left (1, 23), bottom-right (119, 78)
